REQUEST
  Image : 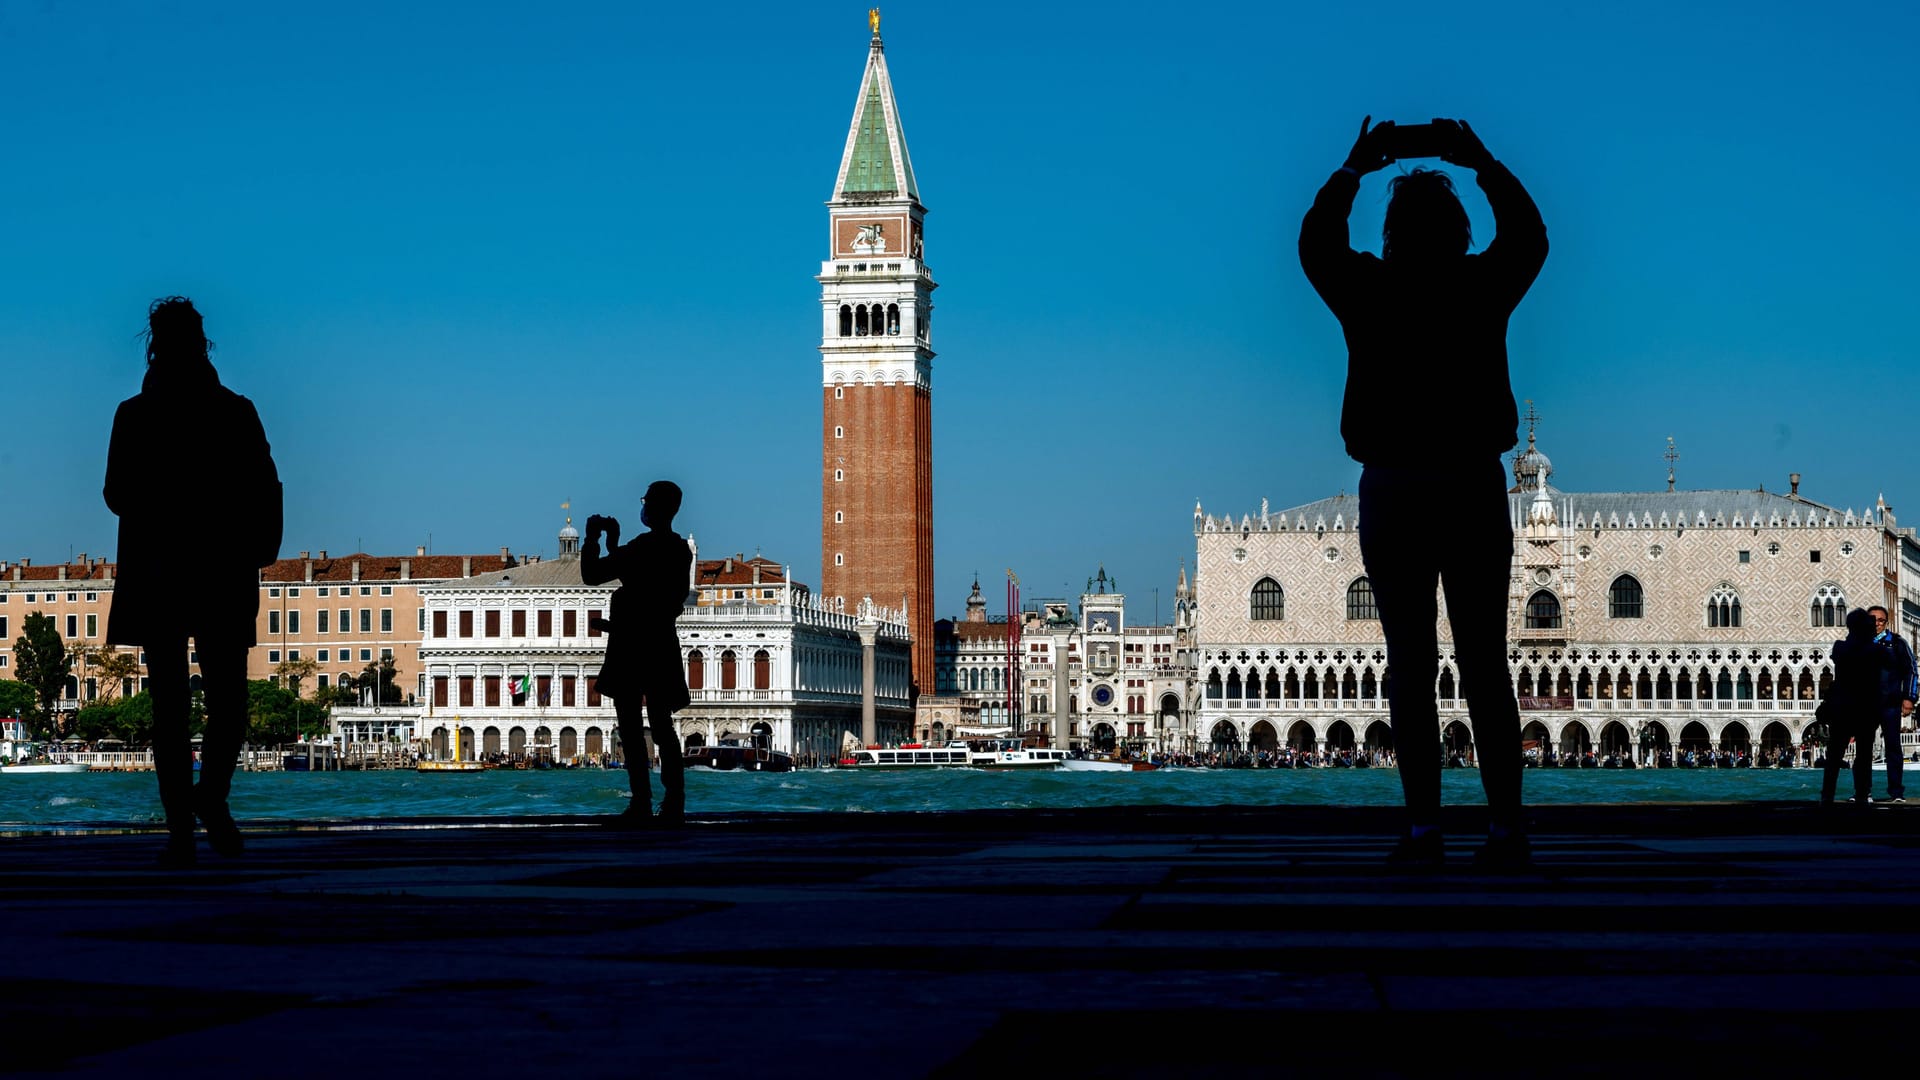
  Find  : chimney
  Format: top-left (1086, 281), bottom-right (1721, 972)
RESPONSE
top-left (462, 556), bottom-right (472, 578)
top-left (416, 545), bottom-right (426, 557)
top-left (724, 557), bottom-right (733, 574)
top-left (303, 554), bottom-right (314, 583)
top-left (58, 566), bottom-right (67, 581)
top-left (500, 547), bottom-right (512, 567)
top-left (399, 558), bottom-right (411, 581)
top-left (75, 552), bottom-right (86, 566)
top-left (11, 565), bottom-right (19, 581)
top-left (351, 559), bottom-right (361, 582)
top-left (318, 550), bottom-right (327, 560)
top-left (1790, 473), bottom-right (1801, 497)
top-left (753, 562), bottom-right (762, 585)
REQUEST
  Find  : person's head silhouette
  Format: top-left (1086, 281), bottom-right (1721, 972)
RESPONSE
top-left (641, 479), bottom-right (682, 530)
top-left (1383, 169), bottom-right (1472, 261)
top-left (142, 296), bottom-right (217, 389)
top-left (1845, 607), bottom-right (1876, 642)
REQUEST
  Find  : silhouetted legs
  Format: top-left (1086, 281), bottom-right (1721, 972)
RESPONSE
top-left (616, 700), bottom-right (684, 820)
top-left (1359, 461), bottom-right (1522, 836)
top-left (148, 636), bottom-right (248, 861)
top-left (1878, 708), bottom-right (1904, 800)
top-left (1821, 719), bottom-right (1874, 804)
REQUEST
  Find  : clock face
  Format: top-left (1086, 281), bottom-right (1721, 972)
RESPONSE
top-left (1091, 684), bottom-right (1114, 707)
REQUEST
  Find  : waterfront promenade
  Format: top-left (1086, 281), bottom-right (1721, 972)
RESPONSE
top-left (4, 802), bottom-right (1916, 1077)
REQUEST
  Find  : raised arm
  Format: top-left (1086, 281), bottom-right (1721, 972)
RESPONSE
top-left (580, 517), bottom-right (621, 587)
top-left (1299, 117), bottom-right (1391, 317)
top-left (1444, 122), bottom-right (1547, 305)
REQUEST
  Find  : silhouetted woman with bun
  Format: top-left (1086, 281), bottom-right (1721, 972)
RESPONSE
top-left (106, 297), bottom-right (281, 866)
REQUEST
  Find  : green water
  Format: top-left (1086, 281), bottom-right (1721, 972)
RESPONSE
top-left (0, 765), bottom-right (1847, 827)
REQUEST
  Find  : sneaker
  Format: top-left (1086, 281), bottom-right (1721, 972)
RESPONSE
top-left (1892, 797), bottom-right (1907, 804)
top-left (1386, 831), bottom-right (1444, 869)
top-left (1473, 833), bottom-right (1533, 870)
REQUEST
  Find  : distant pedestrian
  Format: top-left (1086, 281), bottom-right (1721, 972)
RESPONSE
top-left (105, 297), bottom-right (281, 866)
top-left (1820, 609), bottom-right (1890, 806)
top-left (582, 481), bottom-right (693, 827)
top-left (1299, 118), bottom-right (1548, 867)
top-left (1869, 606), bottom-right (1917, 801)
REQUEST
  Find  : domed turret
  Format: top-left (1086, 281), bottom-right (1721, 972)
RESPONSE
top-left (1511, 403), bottom-right (1552, 492)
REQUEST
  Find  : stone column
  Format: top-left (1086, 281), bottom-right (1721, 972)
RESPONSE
top-left (1052, 631), bottom-right (1070, 749)
top-left (859, 624), bottom-right (878, 747)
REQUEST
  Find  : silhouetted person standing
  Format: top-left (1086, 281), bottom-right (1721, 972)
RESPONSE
top-left (1300, 118), bottom-right (1548, 867)
top-left (1869, 605), bottom-right (1917, 801)
top-left (105, 297), bottom-right (281, 867)
top-left (582, 481), bottom-right (692, 827)
top-left (1822, 608), bottom-right (1890, 805)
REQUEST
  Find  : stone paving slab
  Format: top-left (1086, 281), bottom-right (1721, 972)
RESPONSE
top-left (1, 802), bottom-right (1915, 1077)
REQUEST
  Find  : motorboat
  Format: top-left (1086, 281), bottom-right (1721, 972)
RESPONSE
top-left (963, 738), bottom-right (1068, 770)
top-left (0, 761), bottom-right (87, 774)
top-left (842, 743), bottom-right (975, 769)
top-left (1061, 752), bottom-right (1158, 773)
top-left (687, 739), bottom-right (795, 772)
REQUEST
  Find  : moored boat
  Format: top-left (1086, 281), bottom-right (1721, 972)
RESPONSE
top-left (0, 761), bottom-right (88, 774)
top-left (687, 739), bottom-right (795, 772)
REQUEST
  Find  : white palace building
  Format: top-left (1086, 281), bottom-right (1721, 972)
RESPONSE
top-left (1191, 422), bottom-right (1910, 763)
top-left (335, 521), bottom-right (913, 765)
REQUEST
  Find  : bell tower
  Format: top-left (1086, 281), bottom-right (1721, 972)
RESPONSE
top-left (820, 10), bottom-right (936, 695)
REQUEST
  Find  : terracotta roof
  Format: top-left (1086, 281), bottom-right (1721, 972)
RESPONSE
top-left (259, 552), bottom-right (517, 584)
top-left (940, 621), bottom-right (1011, 642)
top-left (694, 556), bottom-right (798, 589)
top-left (0, 560), bottom-right (115, 583)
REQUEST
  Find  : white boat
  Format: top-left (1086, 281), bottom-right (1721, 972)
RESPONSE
top-left (963, 739), bottom-right (1068, 770)
top-left (0, 762), bottom-right (88, 774)
top-left (842, 744), bottom-right (975, 769)
top-left (1061, 754), bottom-right (1159, 773)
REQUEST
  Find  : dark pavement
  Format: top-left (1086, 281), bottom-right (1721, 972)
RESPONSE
top-left (3, 802), bottom-right (1916, 1077)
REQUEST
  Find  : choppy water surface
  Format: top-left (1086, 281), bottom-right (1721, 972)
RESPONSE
top-left (0, 766), bottom-right (1838, 826)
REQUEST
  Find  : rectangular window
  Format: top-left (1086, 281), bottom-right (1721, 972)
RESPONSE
top-left (360, 586), bottom-right (372, 596)
top-left (380, 647), bottom-right (392, 660)
top-left (268, 649), bottom-right (281, 663)
top-left (536, 675), bottom-right (551, 706)
top-left (86, 592), bottom-right (96, 602)
top-left (587, 677), bottom-right (601, 707)
top-left (317, 674), bottom-right (329, 690)
top-left (86, 613), bottom-right (97, 637)
top-left (484, 676), bottom-right (500, 707)
top-left (562, 676), bottom-right (576, 707)
top-left (288, 610), bottom-right (301, 634)
top-left (268, 610), bottom-right (281, 635)
top-left (339, 608), bottom-right (350, 633)
top-left (537, 610), bottom-right (552, 636)
top-left (289, 588), bottom-right (301, 598)
top-left (511, 610), bottom-right (526, 636)
top-left (319, 587), bottom-right (330, 597)
top-left (289, 650), bottom-right (301, 662)
top-left (1810, 550), bottom-right (1822, 563)
top-left (563, 610), bottom-right (577, 636)
top-left (359, 648), bottom-right (372, 662)
top-left (587, 609), bottom-right (602, 637)
top-left (0, 617), bottom-right (8, 638)
top-left (458, 677), bottom-right (474, 707)
top-left (1738, 550), bottom-right (1750, 564)
top-left (433, 610), bottom-right (448, 638)
top-left (360, 609), bottom-right (372, 633)
top-left (65, 614), bottom-right (77, 638)
top-left (485, 611), bottom-right (500, 637)
top-left (318, 650), bottom-right (330, 662)
top-left (434, 677), bottom-right (450, 707)
top-left (269, 588), bottom-right (281, 598)
top-left (418, 608), bottom-right (425, 632)
top-left (317, 609), bottom-right (330, 633)
top-left (459, 611), bottom-right (473, 637)
top-left (381, 585), bottom-right (393, 596)
top-left (380, 609), bottom-right (392, 633)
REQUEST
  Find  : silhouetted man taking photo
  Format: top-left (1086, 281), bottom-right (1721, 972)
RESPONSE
top-left (1300, 117), bottom-right (1548, 867)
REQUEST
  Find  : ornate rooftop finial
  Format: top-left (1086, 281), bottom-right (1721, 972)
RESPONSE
top-left (1664, 436), bottom-right (1680, 492)
top-left (1522, 398), bottom-right (1541, 448)
top-left (869, 7), bottom-right (880, 36)
top-left (561, 497), bottom-right (571, 526)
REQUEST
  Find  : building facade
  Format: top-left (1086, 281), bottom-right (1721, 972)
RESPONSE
top-left (0, 556), bottom-right (120, 711)
top-left (819, 15), bottom-right (936, 695)
top-left (406, 525), bottom-right (912, 764)
top-left (1191, 426), bottom-right (1908, 761)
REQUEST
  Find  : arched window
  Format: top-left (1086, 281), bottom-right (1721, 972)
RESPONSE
top-left (854, 305), bottom-right (869, 336)
top-left (838, 305), bottom-right (852, 336)
top-left (1205, 670), bottom-right (1223, 700)
top-left (1810, 584), bottom-right (1845, 628)
top-left (753, 649), bottom-right (771, 691)
top-left (1525, 590), bottom-right (1562, 629)
top-left (1250, 577), bottom-right (1284, 621)
top-left (720, 650), bottom-right (737, 690)
top-left (686, 650), bottom-right (704, 690)
top-left (1345, 577), bottom-right (1378, 620)
top-left (1706, 585), bottom-right (1742, 628)
top-left (886, 303), bottom-right (900, 335)
top-left (1609, 574), bottom-right (1644, 619)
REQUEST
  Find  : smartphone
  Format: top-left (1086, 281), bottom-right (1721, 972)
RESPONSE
top-left (1388, 122), bottom-right (1449, 160)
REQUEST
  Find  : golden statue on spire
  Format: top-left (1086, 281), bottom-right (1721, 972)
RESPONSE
top-left (869, 8), bottom-right (880, 35)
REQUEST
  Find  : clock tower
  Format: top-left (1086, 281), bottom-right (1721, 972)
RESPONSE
top-left (819, 12), bottom-right (936, 695)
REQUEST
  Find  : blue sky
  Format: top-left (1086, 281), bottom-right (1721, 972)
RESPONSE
top-left (2, 0), bottom-right (1914, 621)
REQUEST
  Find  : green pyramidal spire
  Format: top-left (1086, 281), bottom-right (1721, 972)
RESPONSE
top-left (833, 22), bottom-right (918, 202)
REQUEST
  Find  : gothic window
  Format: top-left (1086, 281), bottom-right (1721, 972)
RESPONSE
top-left (839, 305), bottom-right (852, 336)
top-left (1706, 585), bottom-right (1742, 628)
top-left (753, 649), bottom-right (771, 691)
top-left (1810, 584), bottom-right (1845, 628)
top-left (1206, 670), bottom-right (1223, 700)
top-left (1226, 670), bottom-right (1242, 700)
top-left (886, 303), bottom-right (900, 335)
top-left (1346, 577), bottom-right (1378, 620)
top-left (1525, 590), bottom-right (1562, 629)
top-left (1609, 574), bottom-right (1644, 619)
top-left (1250, 577), bottom-right (1285, 621)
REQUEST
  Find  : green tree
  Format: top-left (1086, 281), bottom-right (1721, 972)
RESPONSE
top-left (93, 649), bottom-right (142, 703)
top-left (356, 656), bottom-right (403, 705)
top-left (0, 679), bottom-right (36, 722)
top-left (13, 613), bottom-right (71, 735)
top-left (246, 679), bottom-right (299, 743)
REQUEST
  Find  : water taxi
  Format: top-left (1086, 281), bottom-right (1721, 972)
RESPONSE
top-left (688, 739), bottom-right (795, 773)
top-left (1060, 753), bottom-right (1159, 773)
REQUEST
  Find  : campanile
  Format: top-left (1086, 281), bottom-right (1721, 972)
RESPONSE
top-left (819, 11), bottom-right (936, 695)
